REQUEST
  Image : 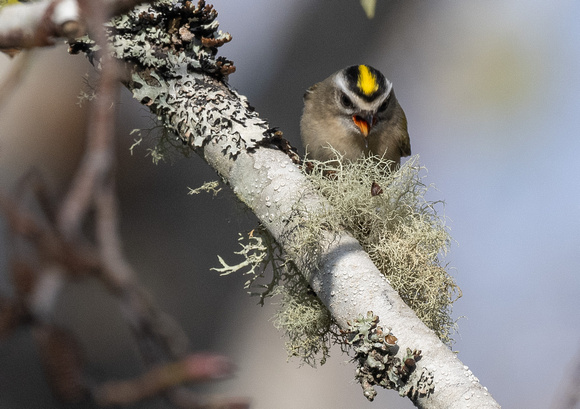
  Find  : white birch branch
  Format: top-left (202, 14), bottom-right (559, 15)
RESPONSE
top-left (101, 2), bottom-right (499, 403)
top-left (198, 82), bottom-right (500, 409)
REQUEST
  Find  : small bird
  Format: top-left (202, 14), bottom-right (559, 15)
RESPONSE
top-left (300, 65), bottom-right (411, 169)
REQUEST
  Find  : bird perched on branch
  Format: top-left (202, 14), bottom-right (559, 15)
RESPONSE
top-left (300, 65), bottom-right (411, 169)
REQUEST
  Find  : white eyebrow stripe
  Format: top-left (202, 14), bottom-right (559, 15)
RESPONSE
top-left (385, 78), bottom-right (393, 95)
top-left (333, 71), bottom-right (395, 111)
top-left (334, 73), bottom-right (349, 93)
top-left (333, 73), bottom-right (361, 102)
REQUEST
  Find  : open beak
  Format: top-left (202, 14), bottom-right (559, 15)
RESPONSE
top-left (352, 113), bottom-right (377, 148)
top-left (352, 113), bottom-right (376, 137)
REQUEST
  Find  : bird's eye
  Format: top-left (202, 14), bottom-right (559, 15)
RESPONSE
top-left (340, 93), bottom-right (354, 109)
top-left (378, 99), bottom-right (389, 112)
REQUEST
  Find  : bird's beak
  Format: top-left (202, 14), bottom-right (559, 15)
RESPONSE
top-left (352, 113), bottom-right (377, 138)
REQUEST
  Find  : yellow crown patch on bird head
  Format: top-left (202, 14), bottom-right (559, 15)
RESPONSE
top-left (357, 65), bottom-right (379, 96)
top-left (343, 65), bottom-right (388, 102)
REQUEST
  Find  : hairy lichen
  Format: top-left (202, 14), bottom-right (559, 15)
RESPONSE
top-left (303, 154), bottom-right (461, 345)
top-left (187, 180), bottom-right (222, 196)
top-left (212, 227), bottom-right (336, 366)
top-left (215, 155), bottom-right (460, 376)
top-left (130, 124), bottom-right (194, 163)
top-left (272, 281), bottom-right (334, 367)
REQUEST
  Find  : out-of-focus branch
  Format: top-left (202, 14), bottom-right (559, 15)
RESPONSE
top-left (0, 50), bottom-right (34, 108)
top-left (0, 0), bottom-right (82, 52)
top-left (56, 0), bottom-right (119, 241)
top-left (93, 353), bottom-right (236, 406)
top-left (0, 0), bottom-right (157, 55)
top-left (0, 1), bottom-right (245, 407)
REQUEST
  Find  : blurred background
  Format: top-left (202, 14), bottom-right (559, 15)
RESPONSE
top-left (1, 0), bottom-right (580, 408)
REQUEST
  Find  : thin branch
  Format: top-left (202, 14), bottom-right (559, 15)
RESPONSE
top-left (57, 0), bottom-right (118, 239)
top-left (1, 2), bottom-right (241, 405)
top-left (0, 0), bottom-right (157, 53)
top-left (93, 353), bottom-right (236, 406)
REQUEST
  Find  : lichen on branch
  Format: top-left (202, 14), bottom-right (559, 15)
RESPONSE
top-left (304, 154), bottom-right (461, 345)
top-left (343, 311), bottom-right (434, 401)
top-left (213, 155), bottom-right (460, 380)
top-left (69, 0), bottom-right (269, 156)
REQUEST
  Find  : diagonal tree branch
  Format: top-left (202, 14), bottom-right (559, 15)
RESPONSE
top-left (187, 76), bottom-right (499, 409)
top-left (62, 2), bottom-right (501, 408)
top-left (2, 0), bottom-right (502, 407)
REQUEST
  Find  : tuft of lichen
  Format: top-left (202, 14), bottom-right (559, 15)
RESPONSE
top-left (303, 153), bottom-right (461, 345)
top-left (272, 281), bottom-right (334, 367)
top-left (214, 155), bottom-right (460, 371)
top-left (212, 227), bottom-right (336, 366)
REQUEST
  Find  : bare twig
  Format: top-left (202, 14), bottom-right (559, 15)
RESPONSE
top-left (57, 0), bottom-right (119, 240)
top-left (94, 353), bottom-right (235, 406)
top-left (0, 193), bottom-right (100, 275)
top-left (1, 2), bottom-right (242, 406)
top-left (34, 324), bottom-right (87, 403)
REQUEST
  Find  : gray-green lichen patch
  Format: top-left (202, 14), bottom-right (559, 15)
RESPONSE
top-left (344, 311), bottom-right (434, 402)
top-left (69, 0), bottom-right (270, 156)
top-left (106, 0), bottom-right (234, 77)
top-left (212, 227), bottom-right (336, 366)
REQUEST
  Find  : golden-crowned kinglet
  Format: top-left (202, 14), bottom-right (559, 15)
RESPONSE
top-left (300, 65), bottom-right (410, 169)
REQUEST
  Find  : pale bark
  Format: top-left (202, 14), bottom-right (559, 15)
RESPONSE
top-left (188, 76), bottom-right (500, 408)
